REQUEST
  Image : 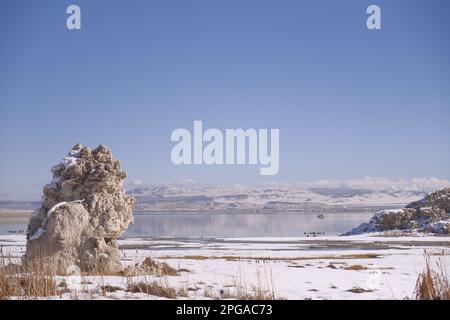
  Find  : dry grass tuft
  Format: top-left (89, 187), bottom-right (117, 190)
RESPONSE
top-left (124, 257), bottom-right (186, 277)
top-left (343, 264), bottom-right (368, 271)
top-left (159, 261), bottom-right (180, 276)
top-left (100, 285), bottom-right (123, 293)
top-left (127, 280), bottom-right (177, 299)
top-left (177, 287), bottom-right (189, 298)
top-left (0, 247), bottom-right (58, 299)
top-left (347, 287), bottom-right (373, 294)
top-left (236, 287), bottom-right (277, 300)
top-left (1, 246), bottom-right (191, 300)
top-left (414, 252), bottom-right (450, 300)
top-left (142, 257), bottom-right (179, 275)
top-left (203, 286), bottom-right (215, 298)
top-left (208, 267), bottom-right (281, 300)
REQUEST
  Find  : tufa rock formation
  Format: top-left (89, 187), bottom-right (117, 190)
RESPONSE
top-left (346, 188), bottom-right (450, 235)
top-left (25, 144), bottom-right (135, 274)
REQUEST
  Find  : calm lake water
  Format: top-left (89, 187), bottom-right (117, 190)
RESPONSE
top-left (0, 212), bottom-right (375, 238)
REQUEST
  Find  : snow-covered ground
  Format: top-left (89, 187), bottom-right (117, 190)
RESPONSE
top-left (2, 234), bottom-right (449, 300)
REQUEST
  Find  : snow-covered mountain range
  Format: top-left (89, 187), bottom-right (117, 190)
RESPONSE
top-left (2, 177), bottom-right (448, 213)
top-left (128, 178), bottom-right (450, 213)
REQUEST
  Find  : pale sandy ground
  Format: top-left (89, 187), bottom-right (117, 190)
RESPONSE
top-left (1, 234), bottom-right (450, 300)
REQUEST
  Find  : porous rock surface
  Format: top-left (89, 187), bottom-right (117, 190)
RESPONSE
top-left (25, 144), bottom-right (135, 274)
top-left (346, 188), bottom-right (450, 235)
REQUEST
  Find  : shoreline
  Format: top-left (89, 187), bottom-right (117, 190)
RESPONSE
top-left (0, 209), bottom-right (33, 217)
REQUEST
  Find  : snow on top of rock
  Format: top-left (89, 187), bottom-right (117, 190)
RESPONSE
top-left (47, 201), bottom-right (68, 218)
top-left (61, 153), bottom-right (79, 169)
top-left (46, 200), bottom-right (84, 218)
top-left (69, 148), bottom-right (81, 156)
top-left (50, 148), bottom-right (81, 174)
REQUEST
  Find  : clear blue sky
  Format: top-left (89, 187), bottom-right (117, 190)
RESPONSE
top-left (0, 0), bottom-right (449, 200)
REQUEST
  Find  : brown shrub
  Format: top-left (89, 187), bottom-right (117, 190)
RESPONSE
top-left (126, 257), bottom-right (183, 277)
top-left (127, 280), bottom-right (177, 299)
top-left (414, 252), bottom-right (450, 300)
top-left (347, 287), bottom-right (373, 293)
top-left (343, 264), bottom-right (368, 271)
top-left (1, 248), bottom-right (58, 299)
top-left (100, 285), bottom-right (123, 293)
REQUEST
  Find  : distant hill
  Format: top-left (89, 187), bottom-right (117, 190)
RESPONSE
top-left (4, 178), bottom-right (449, 213)
top-left (127, 179), bottom-right (449, 212)
top-left (0, 201), bottom-right (41, 210)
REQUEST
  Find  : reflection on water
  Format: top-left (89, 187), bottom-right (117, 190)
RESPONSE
top-left (124, 212), bottom-right (374, 238)
top-left (0, 216), bottom-right (29, 235)
top-left (0, 212), bottom-right (375, 238)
